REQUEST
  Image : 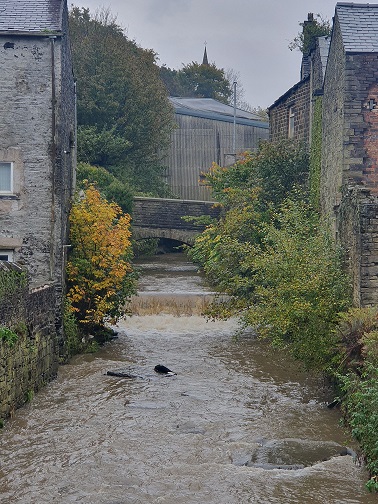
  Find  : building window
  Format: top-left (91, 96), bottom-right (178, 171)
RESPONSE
top-left (0, 250), bottom-right (14, 261)
top-left (288, 107), bottom-right (295, 138)
top-left (0, 162), bottom-right (13, 193)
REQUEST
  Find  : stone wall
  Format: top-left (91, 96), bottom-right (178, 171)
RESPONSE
top-left (0, 265), bottom-right (58, 420)
top-left (268, 77), bottom-right (311, 144)
top-left (320, 16), bottom-right (346, 226)
top-left (0, 24), bottom-right (75, 299)
top-left (132, 197), bottom-right (222, 246)
top-left (337, 190), bottom-right (378, 307)
top-left (133, 197), bottom-right (221, 230)
top-left (321, 14), bottom-right (378, 306)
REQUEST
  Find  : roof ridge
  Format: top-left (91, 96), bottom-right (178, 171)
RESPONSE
top-left (336, 2), bottom-right (378, 7)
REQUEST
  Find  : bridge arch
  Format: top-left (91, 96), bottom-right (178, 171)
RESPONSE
top-left (131, 196), bottom-right (221, 247)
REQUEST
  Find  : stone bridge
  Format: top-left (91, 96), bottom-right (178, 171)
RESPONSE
top-left (132, 197), bottom-right (221, 246)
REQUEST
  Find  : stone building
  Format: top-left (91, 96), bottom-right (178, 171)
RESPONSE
top-left (0, 0), bottom-right (76, 417)
top-left (322, 3), bottom-right (378, 306)
top-left (0, 0), bottom-right (76, 307)
top-left (268, 14), bottom-right (330, 145)
top-left (269, 3), bottom-right (378, 307)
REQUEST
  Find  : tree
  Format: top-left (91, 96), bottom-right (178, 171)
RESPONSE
top-left (188, 140), bottom-right (351, 370)
top-left (160, 65), bottom-right (190, 97)
top-left (179, 61), bottom-right (232, 103)
top-left (289, 13), bottom-right (331, 55)
top-left (76, 162), bottom-right (134, 214)
top-left (67, 185), bottom-right (135, 331)
top-left (69, 7), bottom-right (175, 196)
top-left (205, 140), bottom-right (309, 207)
top-left (160, 60), bottom-right (232, 104)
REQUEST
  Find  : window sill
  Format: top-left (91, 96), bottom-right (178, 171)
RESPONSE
top-left (0, 194), bottom-right (20, 200)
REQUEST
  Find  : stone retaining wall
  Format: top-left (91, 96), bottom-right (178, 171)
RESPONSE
top-left (0, 266), bottom-right (58, 420)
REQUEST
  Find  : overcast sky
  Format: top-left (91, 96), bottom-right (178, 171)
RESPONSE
top-left (75, 0), bottom-right (338, 109)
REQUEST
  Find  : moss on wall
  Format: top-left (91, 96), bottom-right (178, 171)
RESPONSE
top-left (309, 95), bottom-right (323, 210)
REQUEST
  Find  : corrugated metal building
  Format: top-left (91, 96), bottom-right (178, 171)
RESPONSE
top-left (165, 97), bottom-right (269, 201)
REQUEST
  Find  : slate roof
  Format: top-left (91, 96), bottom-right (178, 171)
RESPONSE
top-left (0, 0), bottom-right (63, 33)
top-left (336, 2), bottom-right (378, 52)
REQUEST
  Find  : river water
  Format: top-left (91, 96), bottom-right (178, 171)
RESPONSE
top-left (0, 253), bottom-right (376, 503)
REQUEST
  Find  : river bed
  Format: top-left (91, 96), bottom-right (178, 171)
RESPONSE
top-left (0, 253), bottom-right (376, 503)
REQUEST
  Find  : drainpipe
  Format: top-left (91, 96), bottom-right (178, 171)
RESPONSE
top-left (49, 36), bottom-right (57, 283)
top-left (233, 81), bottom-right (237, 161)
top-left (73, 81), bottom-right (77, 195)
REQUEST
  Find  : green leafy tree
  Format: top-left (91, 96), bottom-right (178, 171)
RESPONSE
top-left (69, 7), bottom-right (175, 195)
top-left (76, 162), bottom-right (133, 214)
top-left (205, 140), bottom-right (309, 207)
top-left (160, 66), bottom-right (190, 97)
top-left (179, 61), bottom-right (232, 103)
top-left (189, 140), bottom-right (351, 370)
top-left (289, 13), bottom-right (331, 55)
top-left (161, 61), bottom-right (232, 104)
top-left (241, 198), bottom-right (351, 370)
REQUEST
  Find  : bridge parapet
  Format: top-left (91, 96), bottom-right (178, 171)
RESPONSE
top-left (132, 197), bottom-right (221, 245)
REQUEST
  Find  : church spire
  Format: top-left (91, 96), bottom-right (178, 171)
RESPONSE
top-left (202, 43), bottom-right (209, 66)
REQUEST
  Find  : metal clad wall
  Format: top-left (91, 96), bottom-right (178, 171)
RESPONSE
top-left (166, 113), bottom-right (269, 201)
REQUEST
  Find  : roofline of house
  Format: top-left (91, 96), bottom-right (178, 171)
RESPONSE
top-left (174, 108), bottom-right (269, 129)
top-left (268, 75), bottom-right (310, 111)
top-left (0, 30), bottom-right (62, 37)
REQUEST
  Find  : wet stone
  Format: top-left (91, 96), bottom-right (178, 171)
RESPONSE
top-left (244, 438), bottom-right (353, 469)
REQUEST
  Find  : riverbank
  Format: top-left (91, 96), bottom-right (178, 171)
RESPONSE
top-left (328, 307), bottom-right (378, 492)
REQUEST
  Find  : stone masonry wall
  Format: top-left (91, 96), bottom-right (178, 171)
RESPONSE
top-left (132, 197), bottom-right (222, 245)
top-left (0, 271), bottom-right (58, 420)
top-left (269, 77), bottom-right (310, 144)
top-left (0, 35), bottom-right (56, 287)
top-left (321, 14), bottom-right (378, 306)
top-left (320, 17), bottom-right (345, 224)
top-left (338, 191), bottom-right (378, 307)
top-left (133, 197), bottom-right (221, 231)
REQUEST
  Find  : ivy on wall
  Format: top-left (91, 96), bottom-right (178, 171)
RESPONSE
top-left (0, 264), bottom-right (27, 302)
top-left (309, 95), bottom-right (323, 210)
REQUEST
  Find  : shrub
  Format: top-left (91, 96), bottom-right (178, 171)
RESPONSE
top-left (0, 326), bottom-right (18, 347)
top-left (67, 185), bottom-right (136, 331)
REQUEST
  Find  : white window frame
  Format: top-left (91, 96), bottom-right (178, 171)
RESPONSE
top-left (0, 162), bottom-right (13, 194)
top-left (0, 250), bottom-right (14, 261)
top-left (288, 107), bottom-right (295, 139)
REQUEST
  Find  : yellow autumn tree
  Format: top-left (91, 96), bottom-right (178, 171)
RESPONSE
top-left (67, 185), bottom-right (135, 330)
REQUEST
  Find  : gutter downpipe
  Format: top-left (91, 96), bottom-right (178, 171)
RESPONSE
top-left (49, 36), bottom-right (57, 283)
top-left (233, 81), bottom-right (237, 162)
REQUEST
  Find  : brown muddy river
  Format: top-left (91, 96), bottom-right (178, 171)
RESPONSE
top-left (0, 254), bottom-right (376, 503)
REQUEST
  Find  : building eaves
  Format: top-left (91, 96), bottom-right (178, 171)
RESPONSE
top-left (174, 107), bottom-right (269, 128)
top-left (169, 97), bottom-right (264, 121)
top-left (0, 0), bottom-right (63, 33)
top-left (336, 3), bottom-right (378, 52)
top-left (169, 98), bottom-right (268, 128)
top-left (268, 75), bottom-right (310, 110)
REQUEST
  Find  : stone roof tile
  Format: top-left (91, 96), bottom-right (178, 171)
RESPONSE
top-left (336, 3), bottom-right (378, 52)
top-left (0, 0), bottom-right (63, 32)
